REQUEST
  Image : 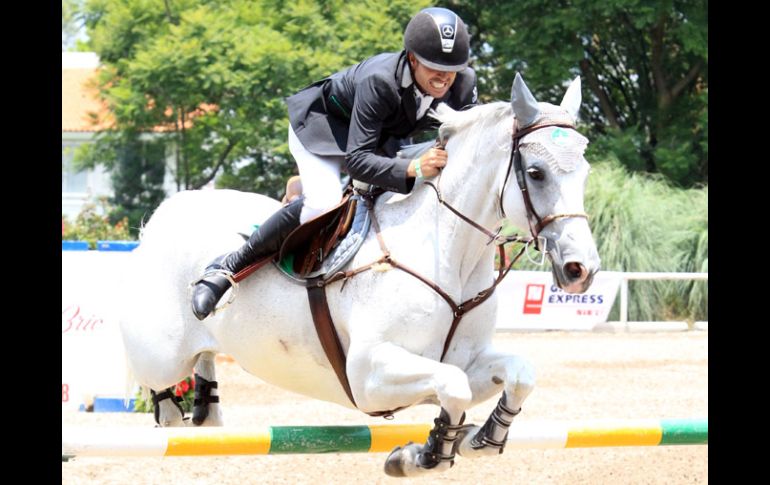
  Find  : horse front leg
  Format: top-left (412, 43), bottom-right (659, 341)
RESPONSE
top-left (348, 342), bottom-right (472, 477)
top-left (456, 347), bottom-right (535, 457)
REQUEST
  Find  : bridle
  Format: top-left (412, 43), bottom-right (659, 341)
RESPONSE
top-left (499, 120), bottom-right (589, 251)
top-left (312, 115), bottom-right (593, 415)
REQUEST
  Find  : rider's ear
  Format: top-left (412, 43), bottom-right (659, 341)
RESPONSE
top-left (407, 52), bottom-right (417, 69)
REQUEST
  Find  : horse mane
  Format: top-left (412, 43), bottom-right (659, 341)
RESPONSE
top-left (434, 101), bottom-right (587, 175)
top-left (433, 102), bottom-right (512, 144)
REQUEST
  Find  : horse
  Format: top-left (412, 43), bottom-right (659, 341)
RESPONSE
top-left (119, 73), bottom-right (600, 477)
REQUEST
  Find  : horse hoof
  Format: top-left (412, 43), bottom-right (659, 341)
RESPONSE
top-left (384, 446), bottom-right (406, 477)
top-left (384, 442), bottom-right (456, 477)
top-left (456, 425), bottom-right (502, 457)
top-left (384, 443), bottom-right (420, 477)
top-left (192, 405), bottom-right (209, 425)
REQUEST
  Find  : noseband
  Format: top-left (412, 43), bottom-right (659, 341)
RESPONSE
top-left (500, 120), bottom-right (589, 249)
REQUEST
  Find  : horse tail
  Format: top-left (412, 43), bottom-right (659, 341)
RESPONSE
top-left (123, 357), bottom-right (146, 407)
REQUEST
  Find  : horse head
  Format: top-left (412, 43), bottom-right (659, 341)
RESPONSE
top-left (504, 73), bottom-right (600, 293)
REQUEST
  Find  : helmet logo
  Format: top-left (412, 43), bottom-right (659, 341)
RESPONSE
top-left (440, 22), bottom-right (456, 53)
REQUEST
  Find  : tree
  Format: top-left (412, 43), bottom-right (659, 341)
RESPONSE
top-left (63, 0), bottom-right (85, 50)
top-left (76, 130), bottom-right (167, 236)
top-left (451, 0), bottom-right (707, 187)
top-left (79, 0), bottom-right (431, 201)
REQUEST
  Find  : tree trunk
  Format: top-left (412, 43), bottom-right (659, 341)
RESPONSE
top-left (579, 59), bottom-right (620, 129)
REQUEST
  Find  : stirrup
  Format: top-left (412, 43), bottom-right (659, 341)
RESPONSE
top-left (189, 268), bottom-right (239, 315)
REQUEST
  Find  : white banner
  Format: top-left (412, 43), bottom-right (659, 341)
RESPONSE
top-left (62, 251), bottom-right (131, 410)
top-left (495, 271), bottom-right (621, 330)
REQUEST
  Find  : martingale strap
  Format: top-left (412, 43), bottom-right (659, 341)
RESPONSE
top-left (303, 190), bottom-right (530, 415)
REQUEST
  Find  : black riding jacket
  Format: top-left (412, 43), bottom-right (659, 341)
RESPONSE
top-left (285, 51), bottom-right (477, 194)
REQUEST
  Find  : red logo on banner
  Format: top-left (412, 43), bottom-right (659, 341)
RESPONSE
top-left (62, 305), bottom-right (104, 333)
top-left (523, 284), bottom-right (546, 314)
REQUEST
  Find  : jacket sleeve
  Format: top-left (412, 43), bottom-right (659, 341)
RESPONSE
top-left (344, 75), bottom-right (415, 194)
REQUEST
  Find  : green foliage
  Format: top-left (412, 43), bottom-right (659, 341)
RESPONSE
top-left (62, 0), bottom-right (84, 51)
top-left (505, 159), bottom-right (707, 321)
top-left (75, 131), bottom-right (167, 237)
top-left (134, 376), bottom-right (195, 414)
top-left (62, 197), bottom-right (134, 248)
top-left (582, 159), bottom-right (707, 321)
top-left (80, 0), bottom-right (706, 196)
top-left (452, 0), bottom-right (708, 187)
top-left (587, 126), bottom-right (647, 173)
top-left (81, 0), bottom-right (432, 199)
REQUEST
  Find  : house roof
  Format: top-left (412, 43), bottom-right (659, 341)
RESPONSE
top-left (62, 52), bottom-right (217, 134)
top-left (62, 66), bottom-right (113, 132)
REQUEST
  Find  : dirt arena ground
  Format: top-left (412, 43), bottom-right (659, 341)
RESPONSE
top-left (62, 330), bottom-right (708, 484)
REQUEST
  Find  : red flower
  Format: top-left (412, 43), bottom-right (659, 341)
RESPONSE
top-left (179, 380), bottom-right (190, 393)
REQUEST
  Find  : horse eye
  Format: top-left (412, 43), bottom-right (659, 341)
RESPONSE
top-left (527, 167), bottom-right (545, 181)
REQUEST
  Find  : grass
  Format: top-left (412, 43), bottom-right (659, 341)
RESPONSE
top-left (503, 158), bottom-right (707, 321)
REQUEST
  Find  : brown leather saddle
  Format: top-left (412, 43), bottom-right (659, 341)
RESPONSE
top-left (232, 188), bottom-right (357, 283)
top-left (279, 189), bottom-right (357, 277)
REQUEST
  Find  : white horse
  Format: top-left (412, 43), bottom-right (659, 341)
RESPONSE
top-left (120, 73), bottom-right (600, 477)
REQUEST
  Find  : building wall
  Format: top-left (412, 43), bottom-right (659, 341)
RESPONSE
top-left (61, 132), bottom-right (113, 219)
top-left (62, 52), bottom-right (180, 220)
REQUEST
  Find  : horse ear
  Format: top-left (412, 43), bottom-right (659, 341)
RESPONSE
top-left (511, 72), bottom-right (540, 128)
top-left (560, 76), bottom-right (582, 122)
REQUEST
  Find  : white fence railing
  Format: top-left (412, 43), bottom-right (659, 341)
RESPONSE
top-left (618, 272), bottom-right (708, 327)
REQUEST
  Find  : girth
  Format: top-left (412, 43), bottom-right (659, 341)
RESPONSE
top-left (306, 277), bottom-right (357, 406)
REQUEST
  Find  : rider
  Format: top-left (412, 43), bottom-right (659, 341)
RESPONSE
top-left (191, 7), bottom-right (478, 320)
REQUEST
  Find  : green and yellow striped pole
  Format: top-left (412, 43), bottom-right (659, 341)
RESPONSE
top-left (62, 418), bottom-right (707, 459)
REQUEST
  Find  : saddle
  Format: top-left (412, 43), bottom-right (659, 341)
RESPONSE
top-left (277, 188), bottom-right (363, 279)
top-left (232, 185), bottom-right (371, 284)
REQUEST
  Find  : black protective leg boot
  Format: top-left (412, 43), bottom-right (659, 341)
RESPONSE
top-left (191, 196), bottom-right (304, 320)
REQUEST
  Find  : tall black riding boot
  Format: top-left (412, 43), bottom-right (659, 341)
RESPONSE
top-left (191, 196), bottom-right (304, 320)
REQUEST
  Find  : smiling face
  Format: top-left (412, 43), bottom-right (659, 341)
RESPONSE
top-left (408, 52), bottom-right (457, 98)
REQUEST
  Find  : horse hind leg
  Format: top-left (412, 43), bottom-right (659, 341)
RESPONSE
top-left (455, 348), bottom-right (535, 458)
top-left (150, 388), bottom-right (187, 427)
top-left (191, 351), bottom-right (223, 426)
top-left (137, 352), bottom-right (221, 427)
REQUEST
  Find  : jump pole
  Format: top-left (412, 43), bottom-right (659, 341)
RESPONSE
top-left (62, 418), bottom-right (707, 460)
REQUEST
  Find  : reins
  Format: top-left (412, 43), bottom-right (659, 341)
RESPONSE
top-left (312, 117), bottom-right (591, 414)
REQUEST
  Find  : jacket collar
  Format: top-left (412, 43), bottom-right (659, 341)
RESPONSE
top-left (396, 51), bottom-right (412, 89)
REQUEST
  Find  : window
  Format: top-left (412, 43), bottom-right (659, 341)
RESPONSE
top-left (62, 143), bottom-right (88, 193)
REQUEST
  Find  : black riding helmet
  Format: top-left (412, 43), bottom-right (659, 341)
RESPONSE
top-left (403, 7), bottom-right (470, 72)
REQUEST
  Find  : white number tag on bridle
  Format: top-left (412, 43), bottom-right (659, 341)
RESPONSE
top-left (524, 236), bottom-right (547, 266)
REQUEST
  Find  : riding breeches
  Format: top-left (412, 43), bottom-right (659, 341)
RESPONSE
top-left (288, 125), bottom-right (345, 224)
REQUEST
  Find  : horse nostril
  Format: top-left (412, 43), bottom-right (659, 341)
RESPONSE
top-left (564, 262), bottom-right (585, 280)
